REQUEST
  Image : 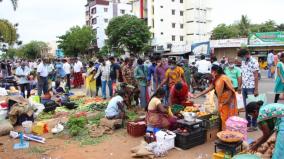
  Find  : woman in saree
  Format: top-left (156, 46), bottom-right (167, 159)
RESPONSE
top-left (193, 65), bottom-right (238, 130)
top-left (246, 101), bottom-right (284, 158)
top-left (146, 88), bottom-right (177, 129)
top-left (85, 62), bottom-right (96, 97)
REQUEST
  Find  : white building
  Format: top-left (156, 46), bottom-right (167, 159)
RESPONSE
top-left (130, 0), bottom-right (212, 53)
top-left (85, 0), bottom-right (132, 49)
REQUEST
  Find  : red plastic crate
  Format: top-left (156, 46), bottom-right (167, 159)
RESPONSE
top-left (127, 121), bottom-right (146, 137)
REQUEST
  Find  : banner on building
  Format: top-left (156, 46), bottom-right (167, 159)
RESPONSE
top-left (249, 32), bottom-right (284, 46)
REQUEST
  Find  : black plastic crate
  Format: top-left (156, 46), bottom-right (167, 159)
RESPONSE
top-left (174, 128), bottom-right (206, 150)
top-left (176, 119), bottom-right (203, 131)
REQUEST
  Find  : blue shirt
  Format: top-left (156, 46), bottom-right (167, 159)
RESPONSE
top-left (55, 63), bottom-right (66, 78)
top-left (147, 64), bottom-right (156, 82)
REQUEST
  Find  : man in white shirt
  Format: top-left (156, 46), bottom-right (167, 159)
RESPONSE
top-left (37, 59), bottom-right (49, 96)
top-left (63, 59), bottom-right (71, 90)
top-left (73, 58), bottom-right (84, 88)
top-left (195, 54), bottom-right (212, 74)
top-left (16, 61), bottom-right (31, 98)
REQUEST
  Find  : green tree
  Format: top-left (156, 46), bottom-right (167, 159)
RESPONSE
top-left (57, 26), bottom-right (96, 57)
top-left (0, 19), bottom-right (17, 45)
top-left (105, 15), bottom-right (151, 55)
top-left (18, 41), bottom-right (48, 59)
top-left (0, 0), bottom-right (18, 10)
top-left (259, 20), bottom-right (277, 32)
top-left (211, 24), bottom-right (239, 39)
top-left (238, 15), bottom-right (250, 37)
top-left (277, 24), bottom-right (284, 31)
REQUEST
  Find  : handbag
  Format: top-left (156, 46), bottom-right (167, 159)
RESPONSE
top-left (236, 93), bottom-right (244, 110)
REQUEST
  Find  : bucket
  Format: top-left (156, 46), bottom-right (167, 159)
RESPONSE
top-left (22, 121), bottom-right (33, 134)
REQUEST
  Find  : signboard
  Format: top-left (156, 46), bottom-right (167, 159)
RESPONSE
top-left (56, 49), bottom-right (64, 58)
top-left (210, 38), bottom-right (247, 48)
top-left (249, 32), bottom-right (284, 46)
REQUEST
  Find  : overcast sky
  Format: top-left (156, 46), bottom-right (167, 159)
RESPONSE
top-left (0, 0), bottom-right (283, 43)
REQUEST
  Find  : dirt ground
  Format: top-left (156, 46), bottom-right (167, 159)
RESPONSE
top-left (0, 121), bottom-right (261, 159)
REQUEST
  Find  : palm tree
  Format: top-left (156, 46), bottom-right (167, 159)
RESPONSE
top-left (238, 15), bottom-right (250, 37)
top-left (0, 0), bottom-right (18, 10)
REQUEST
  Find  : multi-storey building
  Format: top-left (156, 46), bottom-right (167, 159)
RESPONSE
top-left (131, 0), bottom-right (212, 53)
top-left (85, 0), bottom-right (132, 49)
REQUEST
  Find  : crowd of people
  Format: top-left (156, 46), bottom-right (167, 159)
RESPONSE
top-left (0, 48), bottom-right (284, 157)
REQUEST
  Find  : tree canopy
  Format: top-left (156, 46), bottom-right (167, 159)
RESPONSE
top-left (57, 26), bottom-right (96, 57)
top-left (105, 15), bottom-right (151, 55)
top-left (0, 19), bottom-right (17, 45)
top-left (211, 15), bottom-right (284, 39)
top-left (18, 41), bottom-right (48, 59)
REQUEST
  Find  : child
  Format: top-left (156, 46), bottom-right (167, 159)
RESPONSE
top-left (105, 90), bottom-right (126, 120)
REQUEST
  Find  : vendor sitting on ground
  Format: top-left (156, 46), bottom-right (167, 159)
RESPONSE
top-left (169, 81), bottom-right (188, 105)
top-left (247, 101), bottom-right (284, 158)
top-left (105, 90), bottom-right (126, 120)
top-left (146, 88), bottom-right (177, 130)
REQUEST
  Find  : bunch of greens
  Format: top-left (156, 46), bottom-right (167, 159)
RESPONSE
top-left (37, 112), bottom-right (54, 120)
top-left (66, 116), bottom-right (88, 136)
top-left (127, 111), bottom-right (139, 121)
top-left (88, 112), bottom-right (105, 125)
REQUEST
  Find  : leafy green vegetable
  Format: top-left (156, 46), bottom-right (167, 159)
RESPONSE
top-left (66, 116), bottom-right (88, 136)
top-left (127, 111), bottom-right (138, 121)
top-left (37, 112), bottom-right (54, 120)
top-left (88, 112), bottom-right (105, 125)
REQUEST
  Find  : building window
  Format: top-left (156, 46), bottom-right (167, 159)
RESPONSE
top-left (180, 11), bottom-right (184, 16)
top-left (180, 36), bottom-right (184, 41)
top-left (172, 35), bottom-right (175, 41)
top-left (86, 20), bottom-right (90, 25)
top-left (104, 19), bottom-right (108, 23)
top-left (91, 18), bottom-right (97, 24)
top-left (180, 24), bottom-right (184, 29)
top-left (172, 23), bottom-right (176, 28)
top-left (120, 9), bottom-right (126, 14)
top-left (91, 7), bottom-right (96, 14)
top-left (152, 33), bottom-right (155, 38)
top-left (160, 19), bottom-right (163, 22)
top-left (161, 32), bottom-right (163, 35)
top-left (180, 0), bottom-right (183, 3)
top-left (86, 11), bottom-right (89, 16)
top-left (160, 5), bottom-right (163, 8)
top-left (172, 0), bottom-right (174, 2)
top-left (152, 19), bottom-right (154, 28)
top-left (152, 6), bottom-right (154, 14)
top-left (172, 9), bottom-right (175, 15)
top-left (104, 8), bottom-right (108, 12)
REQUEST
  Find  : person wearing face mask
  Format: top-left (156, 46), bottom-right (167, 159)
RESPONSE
top-left (157, 59), bottom-right (185, 92)
top-left (16, 61), bottom-right (31, 98)
top-left (193, 65), bottom-right (238, 130)
top-left (237, 48), bottom-right (260, 132)
top-left (224, 58), bottom-right (241, 91)
top-left (155, 57), bottom-right (169, 105)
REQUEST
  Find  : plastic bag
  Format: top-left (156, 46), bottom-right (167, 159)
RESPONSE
top-left (236, 93), bottom-right (244, 109)
top-left (247, 93), bottom-right (267, 106)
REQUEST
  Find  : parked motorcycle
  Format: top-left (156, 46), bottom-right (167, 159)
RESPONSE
top-left (189, 66), bottom-right (212, 93)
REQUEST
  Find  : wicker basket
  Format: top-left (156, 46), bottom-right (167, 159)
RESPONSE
top-left (217, 131), bottom-right (243, 143)
top-left (127, 121), bottom-right (146, 137)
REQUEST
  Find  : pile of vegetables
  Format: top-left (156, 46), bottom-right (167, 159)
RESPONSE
top-left (66, 116), bottom-right (88, 136)
top-left (127, 111), bottom-right (139, 121)
top-left (251, 132), bottom-right (276, 157)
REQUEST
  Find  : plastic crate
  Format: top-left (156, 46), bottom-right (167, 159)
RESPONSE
top-left (176, 119), bottom-right (203, 132)
top-left (127, 121), bottom-right (146, 137)
top-left (174, 128), bottom-right (206, 150)
top-left (199, 114), bottom-right (221, 130)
